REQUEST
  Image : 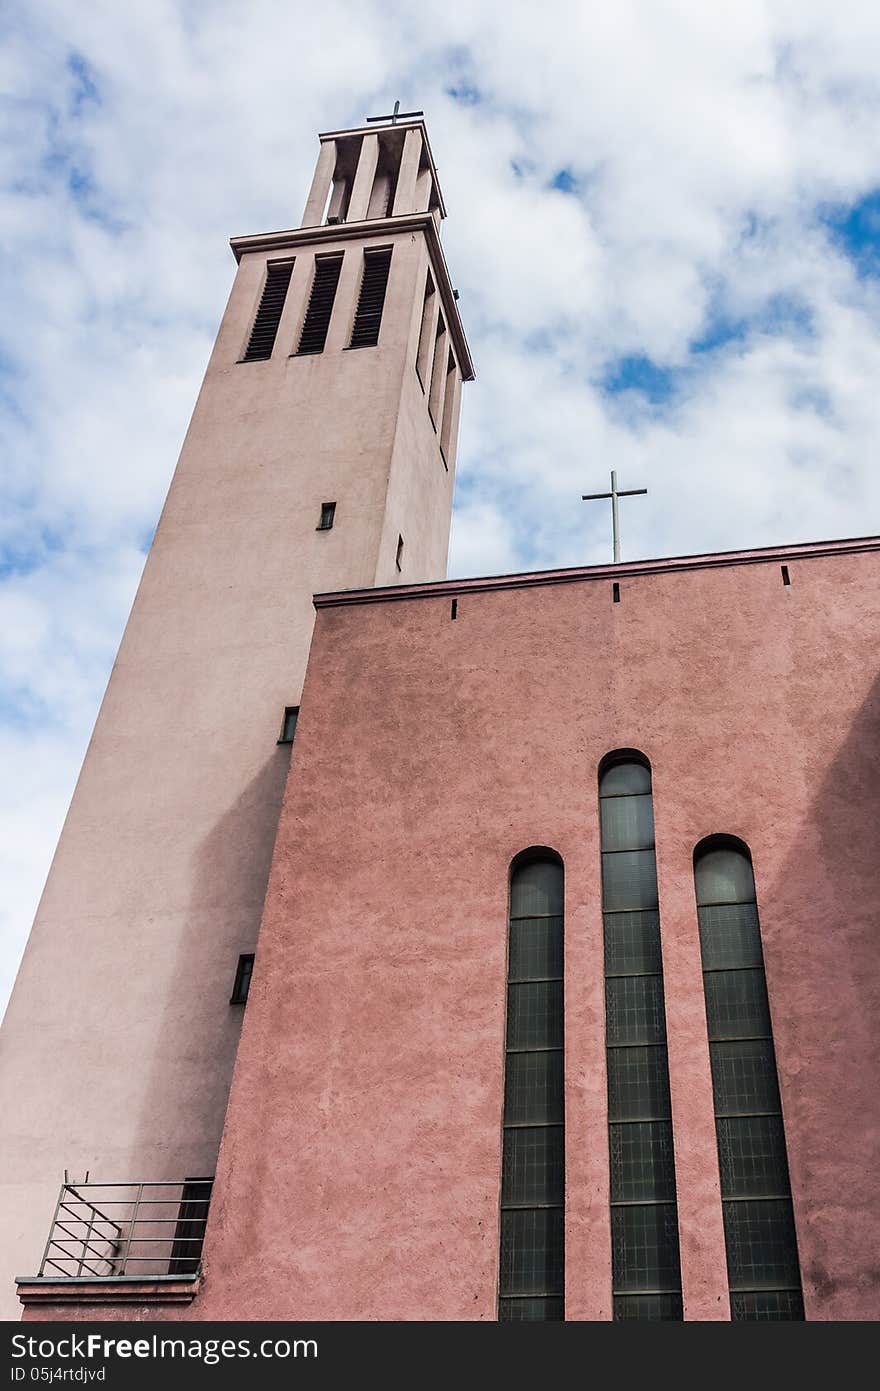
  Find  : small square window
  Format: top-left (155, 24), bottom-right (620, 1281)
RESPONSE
top-left (230, 953), bottom-right (254, 1005)
top-left (317, 501), bottom-right (336, 531)
top-left (278, 706), bottom-right (299, 744)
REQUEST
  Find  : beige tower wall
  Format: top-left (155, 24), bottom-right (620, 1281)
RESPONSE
top-left (0, 208), bottom-right (469, 1316)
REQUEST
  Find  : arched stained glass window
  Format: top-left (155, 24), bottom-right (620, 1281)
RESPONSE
top-left (498, 853), bottom-right (564, 1321)
top-left (694, 840), bottom-right (804, 1320)
top-left (599, 755), bottom-right (683, 1321)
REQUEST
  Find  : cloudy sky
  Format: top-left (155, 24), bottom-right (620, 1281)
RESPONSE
top-left (4, 0), bottom-right (880, 1011)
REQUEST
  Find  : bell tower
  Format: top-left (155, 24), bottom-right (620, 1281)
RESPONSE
top-left (0, 111), bottom-right (472, 1316)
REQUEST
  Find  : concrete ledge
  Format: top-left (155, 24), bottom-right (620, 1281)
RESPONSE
top-left (16, 1274), bottom-right (201, 1306)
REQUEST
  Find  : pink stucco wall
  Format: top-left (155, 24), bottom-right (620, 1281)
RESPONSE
top-left (177, 537), bottom-right (878, 1321)
top-left (1, 207), bottom-right (468, 1318)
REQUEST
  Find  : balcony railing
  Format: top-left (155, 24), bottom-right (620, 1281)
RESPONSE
top-left (36, 1179), bottom-right (213, 1280)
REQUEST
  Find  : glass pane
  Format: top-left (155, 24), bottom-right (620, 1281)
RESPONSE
top-left (717, 1116), bottom-right (791, 1199)
top-left (723, 1199), bottom-right (801, 1290)
top-left (499, 1208), bottom-right (564, 1296)
top-left (604, 911), bottom-right (662, 976)
top-left (614, 1293), bottom-right (683, 1321)
top-left (502, 1125), bottom-right (564, 1206)
top-left (602, 850), bottom-right (659, 911)
top-left (499, 1296), bottom-right (564, 1321)
top-left (504, 1050), bottom-right (564, 1125)
top-left (698, 902), bottom-right (763, 971)
top-left (730, 1290), bottom-right (804, 1321)
top-left (600, 795), bottom-right (654, 852)
top-left (609, 1121), bottom-right (676, 1203)
top-left (704, 970), bottom-right (771, 1040)
top-left (710, 1039), bottom-right (781, 1117)
top-left (606, 975), bottom-right (666, 1045)
top-left (600, 762), bottom-right (652, 796)
top-left (510, 860), bottom-right (563, 917)
top-left (508, 917), bottom-right (563, 982)
top-left (507, 981), bottom-right (563, 1050)
top-left (695, 848), bottom-right (755, 906)
top-left (611, 1203), bottom-right (681, 1294)
top-left (607, 1046), bottom-right (671, 1121)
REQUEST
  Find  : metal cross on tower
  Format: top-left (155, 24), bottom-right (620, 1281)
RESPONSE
top-left (582, 470), bottom-right (648, 564)
top-left (366, 100), bottom-right (424, 125)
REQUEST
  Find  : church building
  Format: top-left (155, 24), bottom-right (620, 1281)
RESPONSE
top-left (1, 112), bottom-right (877, 1323)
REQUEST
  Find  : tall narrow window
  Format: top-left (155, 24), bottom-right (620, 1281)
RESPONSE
top-left (499, 853), bottom-right (564, 1321)
top-left (428, 313), bottom-right (447, 428)
top-left (241, 261), bottom-right (294, 361)
top-left (297, 254), bottom-right (343, 355)
top-left (395, 534), bottom-right (404, 571)
top-left (439, 349), bottom-right (458, 466)
top-left (349, 248), bottom-right (392, 348)
top-left (317, 501), bottom-right (336, 531)
top-left (694, 839), bottom-right (804, 1320)
top-left (599, 755), bottom-right (683, 1321)
top-left (415, 271), bottom-right (435, 387)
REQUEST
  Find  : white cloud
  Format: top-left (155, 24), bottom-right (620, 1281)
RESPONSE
top-left (5, 0), bottom-right (880, 1009)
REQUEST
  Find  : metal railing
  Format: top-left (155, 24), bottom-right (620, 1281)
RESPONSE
top-left (37, 1179), bottom-right (213, 1279)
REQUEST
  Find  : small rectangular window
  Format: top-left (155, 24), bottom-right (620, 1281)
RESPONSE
top-left (297, 254), bottom-right (343, 355)
top-left (349, 248), bottom-right (393, 349)
top-left (317, 502), bottom-right (336, 531)
top-left (278, 706), bottom-right (299, 744)
top-left (242, 261), bottom-right (294, 362)
top-left (230, 954), bottom-right (254, 1005)
top-left (396, 534), bottom-right (404, 571)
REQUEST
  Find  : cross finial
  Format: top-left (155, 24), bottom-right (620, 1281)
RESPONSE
top-left (366, 100), bottom-right (424, 126)
top-left (582, 470), bottom-right (648, 564)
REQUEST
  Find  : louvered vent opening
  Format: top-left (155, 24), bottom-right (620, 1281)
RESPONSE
top-left (297, 255), bottom-right (344, 355)
top-left (349, 249), bottom-right (393, 349)
top-left (242, 261), bottom-right (294, 362)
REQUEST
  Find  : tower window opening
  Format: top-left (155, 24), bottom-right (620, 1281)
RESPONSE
top-left (612, 582), bottom-right (621, 603)
top-left (297, 254), bottom-right (344, 355)
top-left (241, 260), bottom-right (294, 362)
top-left (439, 349), bottom-right (458, 468)
top-left (415, 272), bottom-right (436, 388)
top-left (428, 314), bottom-right (447, 429)
top-left (349, 248), bottom-right (393, 349)
top-left (781, 565), bottom-right (791, 586)
top-left (396, 535), bottom-right (404, 572)
top-left (317, 502), bottom-right (336, 531)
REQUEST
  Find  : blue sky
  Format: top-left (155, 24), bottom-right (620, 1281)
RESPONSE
top-left (5, 0), bottom-right (880, 1009)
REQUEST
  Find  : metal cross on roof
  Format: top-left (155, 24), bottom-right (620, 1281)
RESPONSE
top-left (366, 100), bottom-right (424, 125)
top-left (582, 470), bottom-right (648, 564)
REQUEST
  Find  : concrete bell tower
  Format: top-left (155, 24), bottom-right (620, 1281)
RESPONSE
top-left (0, 111), bottom-right (473, 1317)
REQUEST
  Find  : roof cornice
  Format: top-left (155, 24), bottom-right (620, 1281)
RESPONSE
top-left (313, 534), bottom-right (880, 609)
top-left (230, 213), bottom-right (474, 381)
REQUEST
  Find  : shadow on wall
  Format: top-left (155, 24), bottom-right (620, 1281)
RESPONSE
top-left (130, 743), bottom-right (292, 1185)
top-left (761, 667), bottom-right (880, 1318)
